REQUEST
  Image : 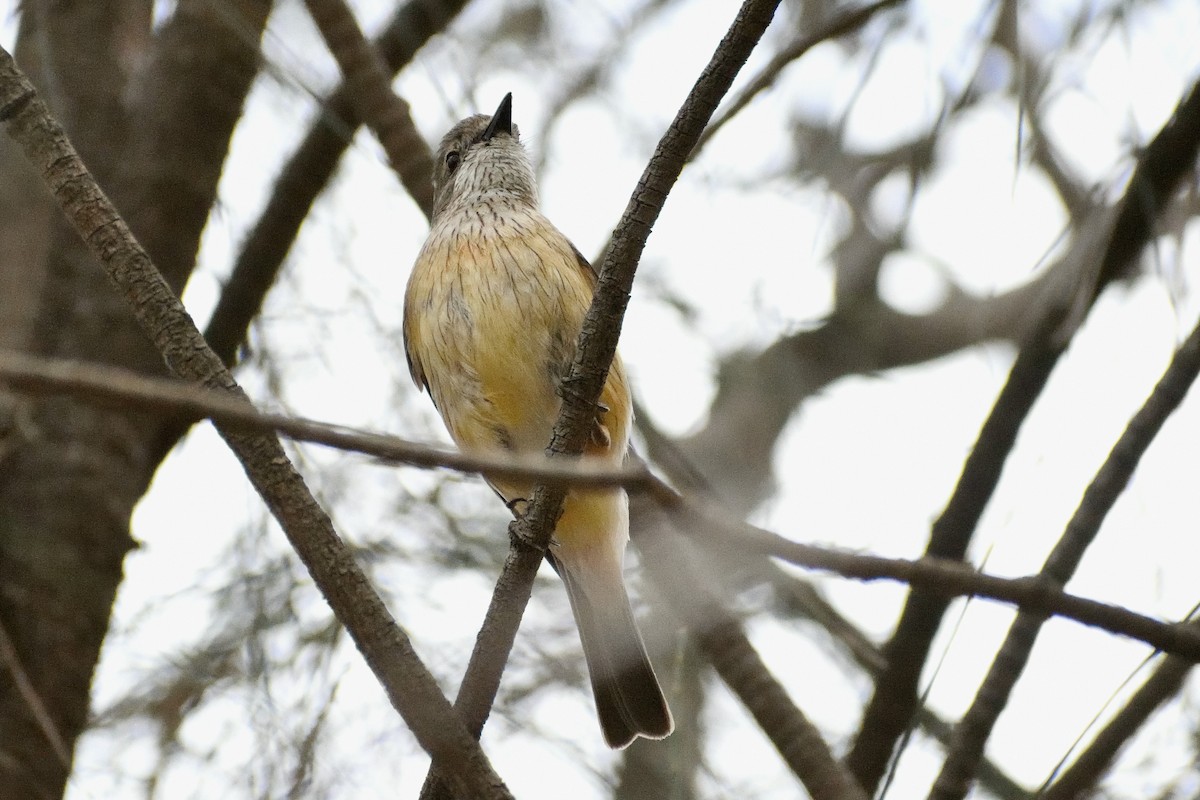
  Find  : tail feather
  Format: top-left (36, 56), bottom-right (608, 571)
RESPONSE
top-left (555, 556), bottom-right (673, 748)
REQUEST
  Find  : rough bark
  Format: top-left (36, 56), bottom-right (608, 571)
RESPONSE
top-left (0, 4), bottom-right (270, 797)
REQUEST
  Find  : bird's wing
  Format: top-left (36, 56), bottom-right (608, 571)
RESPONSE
top-left (565, 241), bottom-right (630, 454)
top-left (569, 241), bottom-right (600, 287)
top-left (402, 268), bottom-right (429, 395)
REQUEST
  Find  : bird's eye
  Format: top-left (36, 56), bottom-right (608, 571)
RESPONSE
top-left (445, 150), bottom-right (461, 173)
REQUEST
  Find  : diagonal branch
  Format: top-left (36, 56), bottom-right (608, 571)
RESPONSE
top-left (198, 0), bottom-right (467, 378)
top-left (692, 0), bottom-right (903, 159)
top-left (680, 508), bottom-right (1200, 662)
top-left (5, 345), bottom-right (1194, 666)
top-left (0, 44), bottom-right (512, 800)
top-left (930, 87), bottom-right (1200, 796)
top-left (847, 75), bottom-right (1200, 792)
top-left (0, 350), bottom-right (652, 491)
top-left (419, 0), bottom-right (787, 796)
top-left (301, 0), bottom-right (434, 213)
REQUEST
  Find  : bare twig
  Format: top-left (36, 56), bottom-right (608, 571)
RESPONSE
top-left (690, 511), bottom-right (1200, 662)
top-left (0, 345), bottom-right (1190, 662)
top-left (0, 45), bottom-right (511, 800)
top-left (847, 75), bottom-right (1200, 794)
top-left (692, 0), bottom-right (904, 159)
top-left (0, 350), bottom-right (651, 491)
top-left (2, 349), bottom-right (1192, 664)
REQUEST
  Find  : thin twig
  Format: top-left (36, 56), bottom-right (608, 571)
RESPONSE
top-left (0, 350), bottom-right (651, 491)
top-left (691, 0), bottom-right (904, 159)
top-left (0, 45), bottom-right (511, 800)
top-left (4, 350), bottom-right (1195, 671)
top-left (693, 511), bottom-right (1200, 662)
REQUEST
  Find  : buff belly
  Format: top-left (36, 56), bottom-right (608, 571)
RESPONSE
top-left (407, 219), bottom-right (631, 554)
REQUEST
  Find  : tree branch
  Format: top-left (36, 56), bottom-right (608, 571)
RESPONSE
top-left (684, 510), bottom-right (1200, 662)
top-left (3, 346), bottom-right (1188, 665)
top-left (0, 44), bottom-right (512, 800)
top-left (691, 0), bottom-right (904, 159)
top-left (301, 0), bottom-right (435, 214)
top-left (0, 350), bottom-right (653, 491)
top-left (198, 0), bottom-right (466, 379)
top-left (847, 75), bottom-right (1200, 792)
top-left (931, 85), bottom-right (1200, 794)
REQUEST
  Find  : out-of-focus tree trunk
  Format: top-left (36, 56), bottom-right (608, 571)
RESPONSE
top-left (0, 3), bottom-right (270, 797)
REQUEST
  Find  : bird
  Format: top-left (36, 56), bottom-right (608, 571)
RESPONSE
top-left (403, 93), bottom-right (673, 748)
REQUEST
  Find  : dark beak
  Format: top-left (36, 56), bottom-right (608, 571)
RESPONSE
top-left (482, 93), bottom-right (513, 141)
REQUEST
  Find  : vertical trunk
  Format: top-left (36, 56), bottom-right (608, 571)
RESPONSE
top-left (0, 5), bottom-right (141, 794)
top-left (0, 3), bottom-right (271, 797)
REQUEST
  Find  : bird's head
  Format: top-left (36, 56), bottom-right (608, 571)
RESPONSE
top-left (431, 93), bottom-right (537, 220)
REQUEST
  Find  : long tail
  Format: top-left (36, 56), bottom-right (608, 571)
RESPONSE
top-left (553, 554), bottom-right (673, 748)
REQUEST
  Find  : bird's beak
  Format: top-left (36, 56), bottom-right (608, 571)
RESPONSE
top-left (482, 93), bottom-right (513, 141)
